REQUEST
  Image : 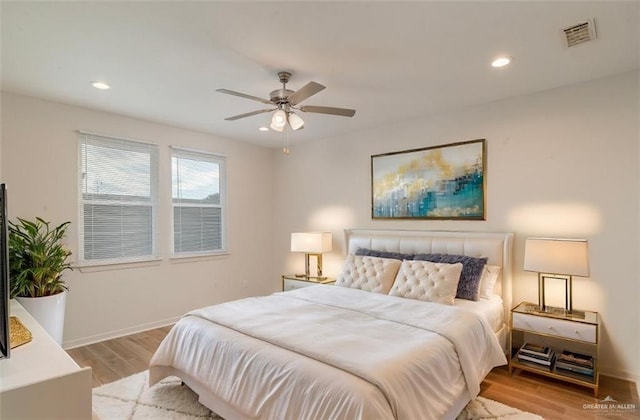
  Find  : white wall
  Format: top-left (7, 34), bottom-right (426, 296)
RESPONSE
top-left (1, 92), bottom-right (277, 347)
top-left (273, 71), bottom-right (640, 382)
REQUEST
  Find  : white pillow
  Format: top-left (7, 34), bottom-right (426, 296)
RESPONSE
top-left (479, 265), bottom-right (502, 298)
top-left (389, 260), bottom-right (463, 305)
top-left (335, 254), bottom-right (402, 294)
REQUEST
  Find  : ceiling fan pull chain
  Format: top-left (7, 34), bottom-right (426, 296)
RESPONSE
top-left (282, 130), bottom-right (290, 155)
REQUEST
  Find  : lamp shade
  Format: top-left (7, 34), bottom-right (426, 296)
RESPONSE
top-left (288, 112), bottom-right (304, 130)
top-left (270, 109), bottom-right (287, 132)
top-left (291, 232), bottom-right (332, 253)
top-left (524, 238), bottom-right (590, 277)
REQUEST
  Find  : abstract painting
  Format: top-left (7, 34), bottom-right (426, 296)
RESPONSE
top-left (371, 139), bottom-right (485, 220)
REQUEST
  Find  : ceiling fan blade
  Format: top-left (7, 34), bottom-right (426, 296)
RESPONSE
top-left (224, 108), bottom-right (274, 121)
top-left (287, 82), bottom-right (326, 105)
top-left (216, 89), bottom-right (273, 105)
top-left (300, 105), bottom-right (356, 117)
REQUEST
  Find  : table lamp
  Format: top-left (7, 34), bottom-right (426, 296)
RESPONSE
top-left (290, 232), bottom-right (332, 280)
top-left (523, 238), bottom-right (590, 314)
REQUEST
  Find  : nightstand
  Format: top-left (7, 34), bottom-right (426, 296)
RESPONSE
top-left (509, 301), bottom-right (599, 396)
top-left (282, 275), bottom-right (336, 292)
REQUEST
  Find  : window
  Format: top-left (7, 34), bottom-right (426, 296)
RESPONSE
top-left (171, 147), bottom-right (226, 255)
top-left (78, 133), bottom-right (158, 264)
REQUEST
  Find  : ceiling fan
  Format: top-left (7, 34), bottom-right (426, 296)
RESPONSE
top-left (216, 71), bottom-right (356, 132)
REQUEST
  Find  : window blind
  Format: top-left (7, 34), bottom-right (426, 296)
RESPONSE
top-left (79, 133), bottom-right (158, 264)
top-left (171, 147), bottom-right (226, 255)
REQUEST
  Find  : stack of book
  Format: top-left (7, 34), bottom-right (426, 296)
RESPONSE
top-left (516, 343), bottom-right (555, 369)
top-left (555, 350), bottom-right (594, 377)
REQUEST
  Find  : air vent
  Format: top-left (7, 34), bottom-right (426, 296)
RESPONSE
top-left (563, 19), bottom-right (597, 47)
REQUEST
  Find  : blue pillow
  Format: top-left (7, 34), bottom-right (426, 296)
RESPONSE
top-left (354, 248), bottom-right (415, 261)
top-left (413, 254), bottom-right (487, 301)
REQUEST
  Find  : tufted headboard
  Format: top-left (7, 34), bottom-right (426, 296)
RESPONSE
top-left (344, 229), bottom-right (514, 323)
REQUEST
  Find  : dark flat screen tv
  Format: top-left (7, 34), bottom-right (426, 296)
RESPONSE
top-left (0, 183), bottom-right (10, 359)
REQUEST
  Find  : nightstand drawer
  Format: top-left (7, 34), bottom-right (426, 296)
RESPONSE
top-left (512, 312), bottom-right (596, 343)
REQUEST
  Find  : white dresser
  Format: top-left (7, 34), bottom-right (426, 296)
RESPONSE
top-left (0, 300), bottom-right (92, 419)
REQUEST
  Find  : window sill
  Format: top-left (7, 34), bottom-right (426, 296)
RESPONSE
top-left (75, 257), bottom-right (163, 273)
top-left (170, 251), bottom-right (230, 264)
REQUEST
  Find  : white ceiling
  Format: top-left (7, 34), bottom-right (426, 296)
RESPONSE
top-left (2, 1), bottom-right (638, 148)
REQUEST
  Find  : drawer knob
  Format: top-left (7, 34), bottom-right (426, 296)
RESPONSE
top-left (548, 326), bottom-right (552, 330)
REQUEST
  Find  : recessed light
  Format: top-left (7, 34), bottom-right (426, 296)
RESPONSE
top-left (91, 81), bottom-right (111, 90)
top-left (258, 126), bottom-right (269, 132)
top-left (491, 56), bottom-right (513, 68)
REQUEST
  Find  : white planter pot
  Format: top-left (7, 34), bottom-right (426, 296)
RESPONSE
top-left (16, 291), bottom-right (67, 345)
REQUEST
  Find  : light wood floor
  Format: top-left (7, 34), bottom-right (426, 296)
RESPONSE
top-left (68, 326), bottom-right (639, 420)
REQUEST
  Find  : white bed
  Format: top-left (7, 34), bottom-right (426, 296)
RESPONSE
top-left (149, 229), bottom-right (514, 420)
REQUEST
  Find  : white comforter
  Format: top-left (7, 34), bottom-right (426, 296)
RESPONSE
top-left (149, 286), bottom-right (506, 420)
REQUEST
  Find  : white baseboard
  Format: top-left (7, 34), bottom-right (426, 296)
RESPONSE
top-left (599, 365), bottom-right (635, 382)
top-left (599, 365), bottom-right (639, 395)
top-left (62, 316), bottom-right (180, 350)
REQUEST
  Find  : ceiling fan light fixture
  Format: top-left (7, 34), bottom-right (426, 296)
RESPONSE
top-left (271, 109), bottom-right (287, 130)
top-left (288, 112), bottom-right (304, 130)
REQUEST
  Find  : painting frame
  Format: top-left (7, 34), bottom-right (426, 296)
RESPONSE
top-left (371, 139), bottom-right (486, 220)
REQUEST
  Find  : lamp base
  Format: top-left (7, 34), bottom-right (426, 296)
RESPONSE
top-left (535, 304), bottom-right (586, 319)
top-left (539, 305), bottom-right (568, 315)
top-left (538, 273), bottom-right (578, 314)
top-left (569, 309), bottom-right (586, 319)
top-left (294, 274), bottom-right (329, 282)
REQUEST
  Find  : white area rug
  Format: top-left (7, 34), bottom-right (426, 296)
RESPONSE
top-left (93, 371), bottom-right (543, 420)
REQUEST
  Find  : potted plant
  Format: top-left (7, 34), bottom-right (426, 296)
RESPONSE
top-left (9, 217), bottom-right (72, 344)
